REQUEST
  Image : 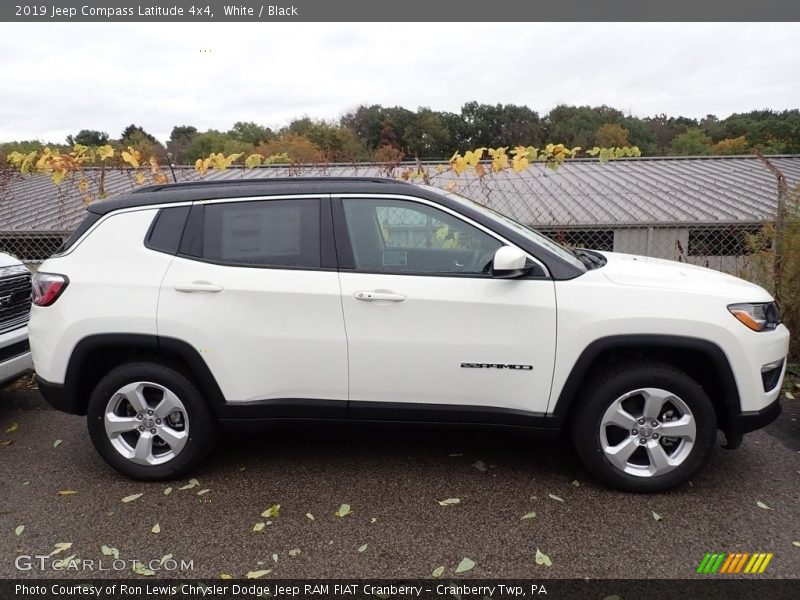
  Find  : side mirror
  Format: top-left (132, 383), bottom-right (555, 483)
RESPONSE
top-left (491, 246), bottom-right (529, 279)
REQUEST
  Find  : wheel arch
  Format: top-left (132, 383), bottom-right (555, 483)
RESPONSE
top-left (63, 334), bottom-right (225, 416)
top-left (551, 334), bottom-right (741, 443)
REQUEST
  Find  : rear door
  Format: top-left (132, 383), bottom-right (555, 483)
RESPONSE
top-left (158, 195), bottom-right (348, 414)
top-left (333, 194), bottom-right (557, 421)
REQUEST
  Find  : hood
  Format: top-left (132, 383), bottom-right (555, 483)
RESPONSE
top-left (0, 252), bottom-right (25, 269)
top-left (595, 251), bottom-right (769, 298)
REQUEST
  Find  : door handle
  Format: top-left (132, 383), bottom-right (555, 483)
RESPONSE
top-left (174, 281), bottom-right (224, 293)
top-left (354, 290), bottom-right (407, 302)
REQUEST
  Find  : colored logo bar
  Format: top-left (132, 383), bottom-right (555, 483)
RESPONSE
top-left (696, 552), bottom-right (773, 574)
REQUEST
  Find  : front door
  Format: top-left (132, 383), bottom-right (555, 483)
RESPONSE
top-left (334, 196), bottom-right (557, 421)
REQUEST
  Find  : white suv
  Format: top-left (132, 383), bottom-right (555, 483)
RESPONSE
top-left (28, 178), bottom-right (790, 492)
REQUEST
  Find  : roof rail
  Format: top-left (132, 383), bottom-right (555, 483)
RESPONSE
top-left (132, 176), bottom-right (404, 194)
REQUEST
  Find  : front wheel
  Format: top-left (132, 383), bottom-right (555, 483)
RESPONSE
top-left (87, 362), bottom-right (217, 480)
top-left (572, 362), bottom-right (717, 493)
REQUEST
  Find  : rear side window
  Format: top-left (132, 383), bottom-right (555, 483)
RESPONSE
top-left (57, 212), bottom-right (101, 254)
top-left (198, 199), bottom-right (321, 268)
top-left (145, 206), bottom-right (190, 255)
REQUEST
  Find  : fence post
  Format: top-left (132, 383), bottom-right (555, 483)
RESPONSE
top-left (755, 151), bottom-right (788, 304)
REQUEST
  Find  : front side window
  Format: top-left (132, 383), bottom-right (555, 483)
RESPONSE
top-left (200, 199), bottom-right (320, 268)
top-left (342, 198), bottom-right (502, 274)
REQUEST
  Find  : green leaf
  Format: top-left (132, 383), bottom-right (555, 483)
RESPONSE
top-left (253, 522), bottom-right (265, 532)
top-left (548, 494), bottom-right (564, 503)
top-left (358, 544), bottom-right (368, 553)
top-left (179, 478), bottom-right (200, 490)
top-left (246, 570), bottom-right (272, 579)
top-left (455, 557), bottom-right (475, 573)
top-left (53, 439), bottom-right (62, 448)
top-left (437, 498), bottom-right (461, 506)
top-left (520, 511), bottom-right (536, 520)
top-left (261, 504), bottom-right (280, 518)
top-left (5, 422), bottom-right (18, 434)
top-left (757, 501), bottom-right (772, 510)
top-left (432, 565), bottom-right (445, 578)
top-left (101, 545), bottom-right (119, 559)
top-left (121, 493), bottom-right (143, 503)
top-left (652, 511), bottom-right (663, 522)
top-left (335, 504), bottom-right (353, 517)
top-left (159, 553), bottom-right (173, 566)
top-left (163, 487), bottom-right (172, 496)
top-left (49, 542), bottom-right (72, 556)
top-left (151, 523), bottom-right (160, 534)
top-left (535, 548), bottom-right (552, 567)
top-left (133, 561), bottom-right (155, 577)
top-left (14, 525), bottom-right (24, 536)
top-left (53, 554), bottom-right (77, 570)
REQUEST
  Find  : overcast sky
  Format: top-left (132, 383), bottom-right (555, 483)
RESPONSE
top-left (1, 22), bottom-right (798, 143)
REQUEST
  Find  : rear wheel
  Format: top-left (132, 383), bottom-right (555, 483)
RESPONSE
top-left (87, 362), bottom-right (217, 480)
top-left (572, 362), bottom-right (717, 492)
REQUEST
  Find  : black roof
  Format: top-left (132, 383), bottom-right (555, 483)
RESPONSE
top-left (88, 177), bottom-right (419, 216)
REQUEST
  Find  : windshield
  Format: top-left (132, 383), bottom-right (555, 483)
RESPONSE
top-left (436, 188), bottom-right (587, 271)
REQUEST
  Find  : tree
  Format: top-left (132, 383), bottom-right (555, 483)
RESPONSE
top-left (668, 127), bottom-right (711, 155)
top-left (594, 123), bottom-right (630, 148)
top-left (228, 121), bottom-right (274, 145)
top-left (66, 130), bottom-right (109, 146)
top-left (710, 136), bottom-right (750, 155)
top-left (167, 125), bottom-right (199, 163)
top-left (255, 133), bottom-right (325, 163)
top-left (120, 124), bottom-right (158, 146)
top-left (184, 131), bottom-right (251, 162)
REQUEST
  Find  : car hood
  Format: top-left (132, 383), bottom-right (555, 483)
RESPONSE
top-left (595, 251), bottom-right (769, 298)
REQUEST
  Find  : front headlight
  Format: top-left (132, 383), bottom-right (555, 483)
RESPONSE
top-left (728, 302), bottom-right (781, 332)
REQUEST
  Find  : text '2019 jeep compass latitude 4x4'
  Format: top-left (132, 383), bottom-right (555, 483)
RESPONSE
top-left (29, 178), bottom-right (789, 492)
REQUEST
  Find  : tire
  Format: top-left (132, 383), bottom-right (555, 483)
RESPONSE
top-left (87, 361), bottom-right (217, 480)
top-left (571, 361), bottom-right (717, 493)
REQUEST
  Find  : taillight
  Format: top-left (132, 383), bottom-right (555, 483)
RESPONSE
top-left (31, 272), bottom-right (69, 306)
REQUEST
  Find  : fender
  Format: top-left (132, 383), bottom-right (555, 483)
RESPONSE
top-left (550, 334), bottom-right (741, 434)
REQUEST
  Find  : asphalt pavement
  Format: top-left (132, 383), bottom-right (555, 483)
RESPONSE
top-left (1, 381), bottom-right (798, 580)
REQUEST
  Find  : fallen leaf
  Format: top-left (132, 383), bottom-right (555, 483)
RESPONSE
top-left (101, 545), bottom-right (119, 559)
top-left (786, 392), bottom-right (795, 400)
top-left (197, 489), bottom-right (210, 496)
top-left (5, 422), bottom-right (18, 434)
top-left (179, 478), bottom-right (200, 490)
top-left (253, 522), bottom-right (265, 532)
top-left (792, 541), bottom-right (800, 547)
top-left (246, 570), bottom-right (272, 579)
top-left (0, 440), bottom-right (12, 447)
top-left (548, 494), bottom-right (564, 503)
top-left (53, 439), bottom-right (62, 448)
top-left (306, 513), bottom-right (314, 521)
top-left (57, 490), bottom-right (78, 496)
top-left (471, 460), bottom-right (487, 472)
top-left (133, 561), bottom-right (155, 576)
top-left (159, 553), bottom-right (172, 566)
top-left (535, 548), bottom-right (552, 567)
top-left (358, 544), bottom-right (368, 553)
top-left (652, 511), bottom-right (663, 522)
top-left (432, 565), bottom-right (445, 578)
top-left (335, 504), bottom-right (352, 517)
top-left (220, 574), bottom-right (233, 580)
top-left (455, 557), bottom-right (475, 573)
top-left (272, 553), bottom-right (278, 563)
top-left (288, 548), bottom-right (301, 557)
top-left (261, 504), bottom-right (280, 518)
top-left (370, 517), bottom-right (378, 523)
top-left (122, 493), bottom-right (143, 503)
top-left (520, 511), bottom-right (536, 520)
top-left (22, 481), bottom-right (29, 485)
top-left (437, 498), bottom-right (461, 506)
top-left (151, 523), bottom-right (160, 534)
top-left (14, 525), bottom-right (24, 536)
top-left (571, 480), bottom-right (580, 487)
top-left (757, 501), bottom-right (772, 510)
top-left (163, 487), bottom-right (172, 496)
top-left (49, 543), bottom-right (72, 556)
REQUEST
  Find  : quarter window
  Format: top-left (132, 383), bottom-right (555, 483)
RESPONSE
top-left (200, 199), bottom-right (320, 268)
top-left (342, 199), bottom-right (503, 275)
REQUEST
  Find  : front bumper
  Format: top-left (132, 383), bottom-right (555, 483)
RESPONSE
top-left (0, 325), bottom-right (33, 386)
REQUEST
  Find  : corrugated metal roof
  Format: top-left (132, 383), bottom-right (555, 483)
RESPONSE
top-left (1, 155), bottom-right (797, 232)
